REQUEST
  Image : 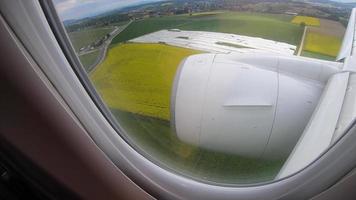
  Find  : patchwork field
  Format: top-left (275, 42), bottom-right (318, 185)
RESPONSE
top-left (303, 31), bottom-right (342, 57)
top-left (318, 19), bottom-right (346, 36)
top-left (112, 12), bottom-right (303, 46)
top-left (90, 43), bottom-right (201, 120)
top-left (68, 27), bottom-right (114, 52)
top-left (291, 16), bottom-right (320, 26)
top-left (301, 19), bottom-right (345, 59)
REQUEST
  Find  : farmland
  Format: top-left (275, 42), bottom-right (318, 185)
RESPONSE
top-left (68, 27), bottom-right (114, 52)
top-left (90, 43), bottom-right (201, 120)
top-left (112, 12), bottom-right (303, 46)
top-left (190, 11), bottom-right (225, 17)
top-left (291, 16), bottom-right (320, 26)
top-left (303, 31), bottom-right (342, 57)
top-left (301, 19), bottom-right (345, 59)
top-left (78, 50), bottom-right (99, 72)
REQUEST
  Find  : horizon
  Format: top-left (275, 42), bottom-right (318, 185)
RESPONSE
top-left (55, 0), bottom-right (356, 21)
top-left (54, 0), bottom-right (165, 21)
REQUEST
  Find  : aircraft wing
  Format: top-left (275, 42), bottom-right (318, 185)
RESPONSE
top-left (337, 8), bottom-right (355, 61)
top-left (338, 8), bottom-right (356, 72)
top-left (276, 8), bottom-right (356, 179)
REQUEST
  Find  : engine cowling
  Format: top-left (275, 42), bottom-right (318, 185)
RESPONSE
top-left (171, 53), bottom-right (324, 160)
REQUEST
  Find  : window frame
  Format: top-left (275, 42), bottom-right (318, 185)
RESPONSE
top-left (2, 0), bottom-right (356, 199)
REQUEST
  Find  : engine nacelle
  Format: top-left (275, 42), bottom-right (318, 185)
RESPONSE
top-left (171, 53), bottom-right (325, 160)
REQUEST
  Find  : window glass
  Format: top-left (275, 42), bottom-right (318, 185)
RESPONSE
top-left (53, 0), bottom-right (352, 184)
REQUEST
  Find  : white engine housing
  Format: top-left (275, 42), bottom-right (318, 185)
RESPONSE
top-left (171, 53), bottom-right (337, 160)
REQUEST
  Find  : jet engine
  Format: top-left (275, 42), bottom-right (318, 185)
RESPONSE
top-left (171, 53), bottom-right (337, 160)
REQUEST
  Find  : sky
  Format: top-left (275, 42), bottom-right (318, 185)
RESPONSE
top-left (54, 0), bottom-right (163, 20)
top-left (332, 0), bottom-right (356, 2)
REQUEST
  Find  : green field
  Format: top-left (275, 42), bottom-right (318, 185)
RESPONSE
top-left (79, 50), bottom-right (99, 72)
top-left (191, 11), bottom-right (225, 17)
top-left (291, 16), bottom-right (320, 26)
top-left (112, 12), bottom-right (303, 46)
top-left (90, 43), bottom-right (201, 120)
top-left (68, 27), bottom-right (114, 52)
top-left (304, 31), bottom-right (342, 57)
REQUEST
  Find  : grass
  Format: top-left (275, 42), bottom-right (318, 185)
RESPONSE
top-left (68, 27), bottom-right (114, 52)
top-left (190, 11), bottom-right (225, 17)
top-left (112, 12), bottom-right (303, 46)
top-left (78, 50), bottom-right (99, 72)
top-left (216, 41), bottom-right (253, 49)
top-left (291, 16), bottom-right (320, 26)
top-left (301, 51), bottom-right (336, 61)
top-left (303, 31), bottom-right (342, 57)
top-left (111, 109), bottom-right (283, 184)
top-left (90, 43), bottom-right (201, 120)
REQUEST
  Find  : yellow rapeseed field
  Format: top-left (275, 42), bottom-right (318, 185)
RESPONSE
top-left (304, 31), bottom-right (342, 57)
top-left (90, 43), bottom-right (202, 120)
top-left (291, 16), bottom-right (320, 26)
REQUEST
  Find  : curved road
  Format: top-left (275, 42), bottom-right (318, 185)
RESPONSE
top-left (85, 21), bottom-right (132, 74)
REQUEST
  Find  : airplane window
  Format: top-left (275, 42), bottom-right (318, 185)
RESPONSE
top-left (52, 0), bottom-right (354, 184)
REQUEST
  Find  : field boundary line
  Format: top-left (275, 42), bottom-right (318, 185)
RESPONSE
top-left (297, 26), bottom-right (308, 56)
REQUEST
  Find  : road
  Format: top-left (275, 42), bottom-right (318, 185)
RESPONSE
top-left (297, 26), bottom-right (308, 56)
top-left (85, 21), bottom-right (133, 73)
